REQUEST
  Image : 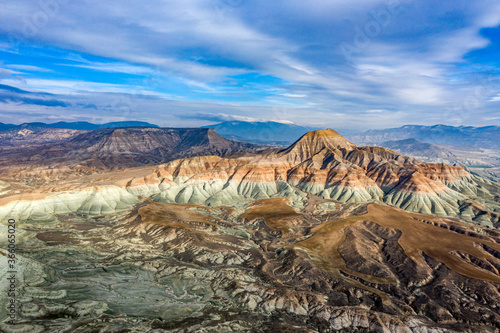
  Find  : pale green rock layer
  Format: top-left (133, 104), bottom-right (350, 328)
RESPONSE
top-left (0, 173), bottom-right (499, 227)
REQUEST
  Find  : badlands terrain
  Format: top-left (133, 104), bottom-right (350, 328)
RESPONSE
top-left (0, 126), bottom-right (264, 180)
top-left (1, 127), bottom-right (500, 332)
top-left (376, 138), bottom-right (500, 186)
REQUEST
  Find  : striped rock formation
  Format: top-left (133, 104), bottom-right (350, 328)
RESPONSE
top-left (144, 129), bottom-right (500, 227)
top-left (2, 128), bottom-right (498, 227)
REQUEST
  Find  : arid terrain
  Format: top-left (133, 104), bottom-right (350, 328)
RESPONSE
top-left (1, 127), bottom-right (500, 332)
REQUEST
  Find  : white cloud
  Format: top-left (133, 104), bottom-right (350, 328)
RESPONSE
top-left (0, 0), bottom-right (499, 127)
top-left (6, 64), bottom-right (53, 72)
top-left (60, 62), bottom-right (153, 75)
top-left (489, 95), bottom-right (500, 102)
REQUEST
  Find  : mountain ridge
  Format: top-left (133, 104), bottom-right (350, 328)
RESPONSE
top-left (349, 124), bottom-right (500, 149)
top-left (202, 120), bottom-right (317, 145)
top-left (0, 127), bottom-right (266, 179)
top-left (0, 120), bottom-right (159, 131)
top-left (2, 128), bottom-right (498, 228)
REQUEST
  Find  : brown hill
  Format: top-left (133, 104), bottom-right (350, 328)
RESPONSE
top-left (2, 129), bottom-right (498, 228)
top-left (1, 129), bottom-right (500, 332)
top-left (0, 127), bottom-right (265, 179)
top-left (279, 128), bottom-right (356, 163)
top-left (145, 129), bottom-right (499, 226)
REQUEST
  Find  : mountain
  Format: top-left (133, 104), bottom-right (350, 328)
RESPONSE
top-left (0, 122), bottom-right (16, 131)
top-left (349, 124), bottom-right (500, 149)
top-left (135, 128), bottom-right (499, 226)
top-left (280, 128), bottom-right (357, 162)
top-left (379, 138), bottom-right (500, 183)
top-left (2, 128), bottom-right (500, 332)
top-left (62, 127), bottom-right (262, 162)
top-left (202, 120), bottom-right (316, 145)
top-left (1, 128), bottom-right (500, 332)
top-left (50, 120), bottom-right (159, 130)
top-left (379, 138), bottom-right (500, 166)
top-left (0, 127), bottom-right (265, 180)
top-left (380, 138), bottom-right (459, 162)
top-left (0, 127), bottom-right (83, 149)
top-left (3, 128), bottom-right (498, 225)
top-left (0, 120), bottom-right (158, 131)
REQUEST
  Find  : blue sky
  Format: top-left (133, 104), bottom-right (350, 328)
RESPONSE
top-left (0, 0), bottom-right (499, 129)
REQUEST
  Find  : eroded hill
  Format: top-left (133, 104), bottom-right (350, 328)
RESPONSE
top-left (0, 127), bottom-right (265, 180)
top-left (1, 196), bottom-right (499, 332)
top-left (1, 128), bottom-right (500, 332)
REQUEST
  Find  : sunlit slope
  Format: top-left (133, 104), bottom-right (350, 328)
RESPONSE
top-left (1, 129), bottom-right (499, 227)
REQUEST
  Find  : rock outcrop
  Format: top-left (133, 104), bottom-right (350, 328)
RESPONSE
top-left (141, 129), bottom-right (500, 227)
top-left (1, 128), bottom-right (500, 332)
top-left (1, 129), bottom-right (499, 227)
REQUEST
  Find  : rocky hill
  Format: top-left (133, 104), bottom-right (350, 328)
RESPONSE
top-left (2, 129), bottom-right (498, 228)
top-left (0, 127), bottom-right (265, 179)
top-left (141, 129), bottom-right (499, 227)
top-left (1, 128), bottom-right (500, 332)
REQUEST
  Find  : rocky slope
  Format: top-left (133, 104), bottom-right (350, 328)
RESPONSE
top-left (1, 128), bottom-right (500, 332)
top-left (1, 129), bottom-right (499, 227)
top-left (0, 127), bottom-right (265, 180)
top-left (379, 138), bottom-right (500, 168)
top-left (0, 127), bottom-right (83, 149)
top-left (1, 196), bottom-right (499, 332)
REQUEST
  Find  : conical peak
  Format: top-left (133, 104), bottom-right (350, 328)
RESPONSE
top-left (281, 128), bottom-right (356, 162)
top-left (303, 128), bottom-right (342, 138)
top-left (292, 128), bottom-right (355, 149)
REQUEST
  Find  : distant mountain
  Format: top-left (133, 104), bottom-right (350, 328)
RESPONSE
top-left (0, 123), bottom-right (16, 131)
top-left (380, 138), bottom-right (460, 163)
top-left (380, 138), bottom-right (500, 167)
top-left (0, 127), bottom-right (265, 178)
top-left (62, 127), bottom-right (261, 163)
top-left (49, 121), bottom-right (159, 130)
top-left (349, 124), bottom-right (500, 149)
top-left (202, 121), bottom-right (317, 145)
top-left (0, 127), bottom-right (83, 149)
top-left (0, 121), bottom-right (159, 132)
top-left (101, 128), bottom-right (498, 226)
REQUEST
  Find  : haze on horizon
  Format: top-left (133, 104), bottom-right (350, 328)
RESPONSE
top-left (0, 0), bottom-right (499, 129)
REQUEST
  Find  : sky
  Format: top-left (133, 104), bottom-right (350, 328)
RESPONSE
top-left (0, 0), bottom-right (499, 129)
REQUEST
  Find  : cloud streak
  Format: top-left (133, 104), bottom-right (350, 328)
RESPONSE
top-left (0, 0), bottom-right (498, 128)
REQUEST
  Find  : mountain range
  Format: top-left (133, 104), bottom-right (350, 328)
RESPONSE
top-left (379, 138), bottom-right (500, 166)
top-left (138, 128), bottom-right (500, 227)
top-left (349, 124), bottom-right (500, 149)
top-left (203, 120), bottom-right (316, 145)
top-left (1, 126), bottom-right (500, 332)
top-left (377, 138), bottom-right (500, 185)
top-left (0, 120), bottom-right (158, 131)
top-left (0, 127), bottom-right (263, 181)
top-left (200, 122), bottom-right (500, 150)
top-left (4, 121), bottom-right (498, 150)
top-left (2, 127), bottom-right (498, 224)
